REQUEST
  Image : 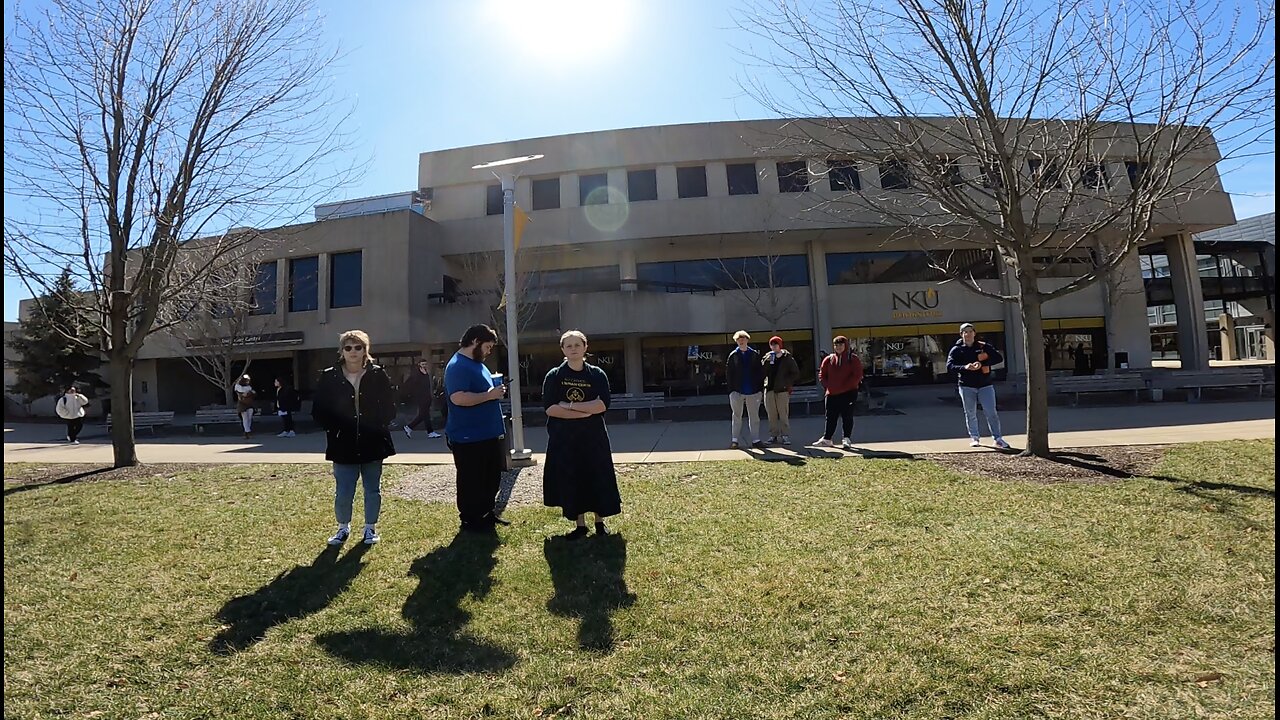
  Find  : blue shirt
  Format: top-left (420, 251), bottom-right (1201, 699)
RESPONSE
top-left (444, 351), bottom-right (506, 443)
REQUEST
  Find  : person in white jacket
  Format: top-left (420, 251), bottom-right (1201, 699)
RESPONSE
top-left (233, 375), bottom-right (256, 439)
top-left (55, 384), bottom-right (90, 444)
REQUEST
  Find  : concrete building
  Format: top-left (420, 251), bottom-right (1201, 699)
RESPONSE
top-left (100, 119), bottom-right (1236, 412)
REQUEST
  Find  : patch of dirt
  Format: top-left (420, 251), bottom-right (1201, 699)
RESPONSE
top-left (923, 445), bottom-right (1169, 483)
top-left (3, 463), bottom-right (219, 491)
top-left (389, 464), bottom-right (641, 511)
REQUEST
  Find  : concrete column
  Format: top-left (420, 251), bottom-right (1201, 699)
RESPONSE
top-left (706, 162), bottom-right (728, 197)
top-left (624, 336), bottom-right (644, 394)
top-left (620, 248), bottom-right (638, 292)
top-left (1217, 313), bottom-right (1237, 361)
top-left (274, 259), bottom-right (287, 320)
top-left (317, 253), bottom-right (330, 325)
top-left (1164, 233), bottom-right (1210, 369)
top-left (1263, 310), bottom-right (1276, 361)
top-left (807, 239), bottom-right (832, 350)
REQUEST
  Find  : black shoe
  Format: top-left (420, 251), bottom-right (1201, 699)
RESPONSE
top-left (484, 512), bottom-right (511, 526)
top-left (563, 526), bottom-right (589, 541)
top-left (594, 521), bottom-right (609, 536)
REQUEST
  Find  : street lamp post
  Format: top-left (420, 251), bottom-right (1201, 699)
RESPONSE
top-left (472, 153), bottom-right (543, 467)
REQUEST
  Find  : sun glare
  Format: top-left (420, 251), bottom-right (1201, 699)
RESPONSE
top-left (483, 0), bottom-right (632, 60)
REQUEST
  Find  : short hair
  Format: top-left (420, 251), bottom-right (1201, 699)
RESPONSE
top-left (337, 329), bottom-right (375, 363)
top-left (560, 329), bottom-right (588, 346)
top-left (459, 324), bottom-right (498, 348)
top-left (732, 330), bottom-right (750, 341)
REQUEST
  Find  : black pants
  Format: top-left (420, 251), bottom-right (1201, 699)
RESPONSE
top-left (449, 437), bottom-right (503, 524)
top-left (280, 412), bottom-right (295, 433)
top-left (407, 401), bottom-right (434, 432)
top-left (823, 390), bottom-right (857, 441)
top-left (65, 417), bottom-right (84, 442)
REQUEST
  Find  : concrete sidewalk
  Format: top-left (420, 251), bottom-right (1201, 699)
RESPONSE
top-left (5, 399), bottom-right (1273, 465)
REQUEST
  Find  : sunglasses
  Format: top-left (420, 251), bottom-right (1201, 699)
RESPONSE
top-left (342, 344), bottom-right (365, 352)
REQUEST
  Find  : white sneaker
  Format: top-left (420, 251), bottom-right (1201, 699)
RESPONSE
top-left (71, 440), bottom-right (80, 445)
top-left (841, 437), bottom-right (852, 449)
top-left (427, 431), bottom-right (442, 438)
top-left (327, 527), bottom-right (350, 546)
top-left (781, 435), bottom-right (791, 446)
top-left (277, 431), bottom-right (290, 438)
top-left (970, 439), bottom-right (981, 448)
top-left (767, 436), bottom-right (778, 445)
top-left (813, 437), bottom-right (833, 447)
top-left (287, 431), bottom-right (296, 438)
top-left (403, 426), bottom-right (413, 439)
top-left (362, 527), bottom-right (380, 545)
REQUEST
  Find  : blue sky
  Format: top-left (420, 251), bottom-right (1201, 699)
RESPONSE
top-left (4, 0), bottom-right (1274, 321)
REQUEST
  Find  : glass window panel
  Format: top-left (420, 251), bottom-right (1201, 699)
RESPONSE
top-left (627, 168), bottom-right (658, 201)
top-left (579, 173), bottom-right (608, 206)
top-left (486, 183), bottom-right (503, 215)
top-left (330, 251), bottom-right (362, 308)
top-left (776, 161), bottom-right (810, 192)
top-left (288, 256), bottom-right (318, 312)
top-left (828, 159), bottom-right (860, 191)
top-left (676, 166), bottom-right (707, 198)
top-left (532, 178), bottom-right (560, 210)
top-left (250, 261), bottom-right (277, 315)
top-left (726, 162), bottom-right (759, 195)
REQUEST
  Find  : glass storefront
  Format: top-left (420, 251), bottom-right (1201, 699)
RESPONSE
top-left (495, 338), bottom-right (626, 400)
top-left (834, 322), bottom-right (1008, 386)
top-left (641, 331), bottom-right (816, 397)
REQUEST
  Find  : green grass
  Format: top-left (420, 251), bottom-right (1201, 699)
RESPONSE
top-left (4, 440), bottom-right (1275, 719)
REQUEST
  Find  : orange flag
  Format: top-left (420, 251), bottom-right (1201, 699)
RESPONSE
top-left (513, 203), bottom-right (530, 253)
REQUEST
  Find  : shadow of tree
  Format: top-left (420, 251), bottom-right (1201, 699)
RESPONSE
top-left (748, 448), bottom-right (807, 466)
top-left (315, 530), bottom-right (517, 674)
top-left (210, 544), bottom-right (370, 655)
top-left (4, 467), bottom-right (115, 496)
top-left (544, 533), bottom-right (636, 654)
top-left (1039, 451), bottom-right (1137, 479)
top-left (851, 447), bottom-right (918, 460)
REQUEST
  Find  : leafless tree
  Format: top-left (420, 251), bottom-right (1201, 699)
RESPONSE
top-left (450, 249), bottom-right (551, 339)
top-left (713, 234), bottom-right (804, 329)
top-left (738, 0), bottom-right (1274, 455)
top-left (3, 0), bottom-right (358, 466)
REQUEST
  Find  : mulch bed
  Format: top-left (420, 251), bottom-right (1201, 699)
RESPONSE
top-left (923, 445), bottom-right (1170, 484)
top-left (3, 463), bottom-right (219, 494)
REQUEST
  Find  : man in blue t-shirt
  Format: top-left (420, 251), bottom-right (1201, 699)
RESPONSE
top-left (725, 330), bottom-right (765, 449)
top-left (445, 324), bottom-right (510, 532)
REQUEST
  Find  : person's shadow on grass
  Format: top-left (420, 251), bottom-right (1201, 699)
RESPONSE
top-left (315, 530), bottom-right (517, 673)
top-left (544, 533), bottom-right (636, 653)
top-left (210, 543), bottom-right (370, 655)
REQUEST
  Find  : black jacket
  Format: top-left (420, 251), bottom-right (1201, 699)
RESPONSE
top-left (402, 370), bottom-right (434, 403)
top-left (725, 347), bottom-right (765, 395)
top-left (311, 364), bottom-right (397, 464)
top-left (275, 386), bottom-right (301, 413)
top-left (946, 339), bottom-right (1004, 388)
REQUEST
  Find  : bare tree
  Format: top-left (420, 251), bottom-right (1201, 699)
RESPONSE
top-left (738, 0), bottom-right (1274, 455)
top-left (713, 236), bottom-right (805, 329)
top-left (451, 249), bottom-right (551, 338)
top-left (4, 0), bottom-right (357, 466)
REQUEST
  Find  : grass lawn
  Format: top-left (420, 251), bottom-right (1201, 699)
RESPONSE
top-left (3, 440), bottom-right (1275, 719)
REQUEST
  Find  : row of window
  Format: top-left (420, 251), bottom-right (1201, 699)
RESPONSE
top-left (252, 250), bottom-right (362, 314)
top-left (484, 159), bottom-right (1152, 215)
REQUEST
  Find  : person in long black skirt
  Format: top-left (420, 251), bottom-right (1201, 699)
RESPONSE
top-left (542, 330), bottom-right (622, 540)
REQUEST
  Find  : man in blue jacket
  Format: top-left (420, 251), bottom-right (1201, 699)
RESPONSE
top-left (945, 322), bottom-right (1010, 449)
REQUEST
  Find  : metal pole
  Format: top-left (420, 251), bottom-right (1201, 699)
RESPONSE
top-left (502, 174), bottom-right (534, 463)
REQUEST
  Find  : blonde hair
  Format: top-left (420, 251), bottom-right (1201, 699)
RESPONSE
top-left (560, 329), bottom-right (588, 346)
top-left (732, 330), bottom-right (750, 341)
top-left (337, 329), bottom-right (375, 364)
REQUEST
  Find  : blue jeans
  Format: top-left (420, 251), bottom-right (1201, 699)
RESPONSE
top-left (333, 461), bottom-right (383, 525)
top-left (958, 385), bottom-right (1004, 441)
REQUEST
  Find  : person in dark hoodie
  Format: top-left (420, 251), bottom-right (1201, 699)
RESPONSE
top-left (813, 335), bottom-right (863, 449)
top-left (725, 330), bottom-right (765, 449)
top-left (761, 335), bottom-right (801, 445)
top-left (945, 322), bottom-right (1009, 449)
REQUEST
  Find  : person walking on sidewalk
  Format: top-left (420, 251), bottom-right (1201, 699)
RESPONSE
top-left (233, 374), bottom-right (256, 439)
top-left (542, 330), bottom-right (622, 540)
top-left (55, 383), bottom-right (90, 444)
top-left (312, 330), bottom-right (397, 546)
top-left (275, 376), bottom-right (300, 438)
top-left (947, 323), bottom-right (1010, 449)
top-left (725, 330), bottom-right (765, 449)
top-left (813, 336), bottom-right (863, 449)
top-left (762, 335), bottom-right (800, 445)
top-left (445, 324), bottom-right (511, 533)
top-left (402, 359), bottom-right (442, 439)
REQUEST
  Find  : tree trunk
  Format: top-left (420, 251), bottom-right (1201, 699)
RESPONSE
top-left (1016, 274), bottom-right (1052, 457)
top-left (109, 351), bottom-right (139, 468)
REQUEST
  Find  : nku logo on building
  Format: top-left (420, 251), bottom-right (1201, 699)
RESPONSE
top-left (890, 288), bottom-right (943, 319)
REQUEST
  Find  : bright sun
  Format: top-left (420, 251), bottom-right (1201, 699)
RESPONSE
top-left (482, 0), bottom-right (633, 60)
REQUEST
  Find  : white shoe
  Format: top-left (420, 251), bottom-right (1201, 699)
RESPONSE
top-left (813, 437), bottom-right (833, 447)
top-left (767, 436), bottom-right (778, 445)
top-left (841, 437), bottom-right (852, 449)
top-left (287, 431), bottom-right (296, 437)
top-left (427, 431), bottom-right (442, 438)
top-left (71, 440), bottom-right (80, 445)
top-left (970, 439), bottom-right (981, 448)
top-left (403, 426), bottom-right (413, 439)
top-left (277, 431), bottom-right (290, 438)
top-left (781, 435), bottom-right (791, 446)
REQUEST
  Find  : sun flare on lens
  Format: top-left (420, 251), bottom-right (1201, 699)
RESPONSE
top-left (483, 0), bottom-right (631, 60)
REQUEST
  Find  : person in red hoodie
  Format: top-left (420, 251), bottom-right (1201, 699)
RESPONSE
top-left (813, 335), bottom-right (864, 449)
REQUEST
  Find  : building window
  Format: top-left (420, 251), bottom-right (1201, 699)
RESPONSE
top-left (250, 261), bottom-right (277, 315)
top-left (776, 161), bottom-right (810, 192)
top-left (627, 169), bottom-right (658, 201)
top-left (676, 165), bottom-right (707, 198)
top-left (486, 183), bottom-right (503, 215)
top-left (928, 155), bottom-right (963, 186)
top-left (1126, 161), bottom-right (1149, 189)
top-left (726, 162), bottom-right (759, 195)
top-left (1028, 158), bottom-right (1063, 189)
top-left (981, 163), bottom-right (1004, 189)
top-left (329, 251), bottom-right (362, 308)
top-left (828, 159), bottom-right (860, 191)
top-left (826, 250), bottom-right (999, 284)
top-left (288, 256), bottom-right (319, 312)
top-left (532, 178), bottom-right (560, 210)
top-left (1080, 161), bottom-right (1110, 190)
top-left (638, 256), bottom-right (809, 291)
top-left (579, 173), bottom-right (608, 206)
top-left (527, 265), bottom-right (620, 295)
top-left (879, 158), bottom-right (912, 189)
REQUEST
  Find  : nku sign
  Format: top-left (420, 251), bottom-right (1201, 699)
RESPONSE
top-left (891, 288), bottom-right (943, 319)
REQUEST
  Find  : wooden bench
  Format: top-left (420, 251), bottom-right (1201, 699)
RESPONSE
top-left (1049, 374), bottom-right (1148, 406)
top-left (1167, 369), bottom-right (1269, 401)
top-left (104, 411), bottom-right (175, 434)
top-left (195, 407), bottom-right (252, 432)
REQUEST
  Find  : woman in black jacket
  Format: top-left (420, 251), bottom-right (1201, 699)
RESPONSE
top-left (311, 330), bottom-right (397, 546)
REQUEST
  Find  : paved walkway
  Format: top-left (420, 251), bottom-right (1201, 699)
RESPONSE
top-left (4, 399), bottom-right (1273, 465)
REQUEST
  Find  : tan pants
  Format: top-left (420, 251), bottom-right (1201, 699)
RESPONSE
top-left (764, 390), bottom-right (791, 437)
